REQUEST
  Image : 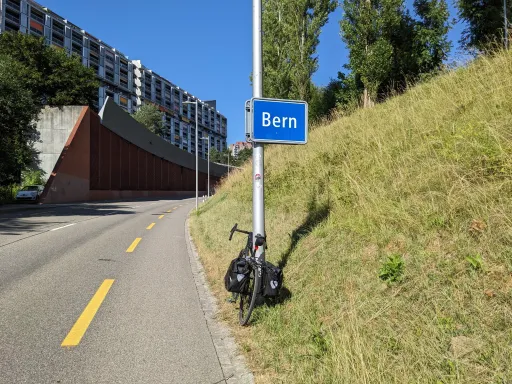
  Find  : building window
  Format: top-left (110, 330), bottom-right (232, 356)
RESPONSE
top-left (51, 34), bottom-right (64, 47)
top-left (72, 43), bottom-right (82, 55)
top-left (90, 41), bottom-right (100, 53)
top-left (52, 20), bottom-right (64, 36)
top-left (30, 26), bottom-right (43, 37)
top-left (5, 9), bottom-right (20, 24)
top-left (105, 71), bottom-right (115, 82)
top-left (72, 31), bottom-right (83, 45)
top-left (6, 0), bottom-right (20, 11)
top-left (30, 9), bottom-right (45, 24)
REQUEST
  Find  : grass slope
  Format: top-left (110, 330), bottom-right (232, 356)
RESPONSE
top-left (190, 51), bottom-right (512, 383)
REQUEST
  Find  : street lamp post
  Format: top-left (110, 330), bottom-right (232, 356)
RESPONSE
top-left (201, 136), bottom-right (210, 197)
top-left (183, 99), bottom-right (198, 210)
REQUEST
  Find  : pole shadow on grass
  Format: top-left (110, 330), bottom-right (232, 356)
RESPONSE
top-left (268, 197), bottom-right (331, 305)
top-left (278, 198), bottom-right (331, 270)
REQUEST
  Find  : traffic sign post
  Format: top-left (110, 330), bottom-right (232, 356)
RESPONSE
top-left (249, 98), bottom-right (308, 144)
top-left (252, 0), bottom-right (265, 265)
top-left (250, 0), bottom-right (308, 267)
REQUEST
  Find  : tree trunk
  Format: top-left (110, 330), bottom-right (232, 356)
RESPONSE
top-left (362, 87), bottom-right (374, 108)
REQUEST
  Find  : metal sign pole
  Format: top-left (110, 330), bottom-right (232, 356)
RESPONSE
top-left (252, 0), bottom-right (265, 263)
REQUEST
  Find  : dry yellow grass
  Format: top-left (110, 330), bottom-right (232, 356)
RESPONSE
top-left (191, 51), bottom-right (512, 383)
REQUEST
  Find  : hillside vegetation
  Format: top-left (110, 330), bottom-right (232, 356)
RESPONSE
top-left (190, 51), bottom-right (512, 383)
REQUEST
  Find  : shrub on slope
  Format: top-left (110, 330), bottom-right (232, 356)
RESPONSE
top-left (191, 51), bottom-right (512, 383)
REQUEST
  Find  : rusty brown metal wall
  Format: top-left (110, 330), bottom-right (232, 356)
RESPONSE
top-left (90, 122), bottom-right (218, 191)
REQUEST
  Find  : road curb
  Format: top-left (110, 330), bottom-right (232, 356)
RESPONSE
top-left (185, 217), bottom-right (254, 384)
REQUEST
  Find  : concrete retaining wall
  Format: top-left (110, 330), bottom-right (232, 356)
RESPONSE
top-left (34, 106), bottom-right (85, 180)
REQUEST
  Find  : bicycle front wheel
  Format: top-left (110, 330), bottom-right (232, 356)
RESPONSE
top-left (239, 265), bottom-right (261, 326)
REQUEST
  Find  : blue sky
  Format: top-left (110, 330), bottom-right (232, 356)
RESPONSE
top-left (41, 0), bottom-right (465, 144)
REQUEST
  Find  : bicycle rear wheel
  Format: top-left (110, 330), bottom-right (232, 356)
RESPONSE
top-left (239, 265), bottom-right (261, 326)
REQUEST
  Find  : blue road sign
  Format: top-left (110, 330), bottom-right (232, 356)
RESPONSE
top-left (250, 98), bottom-right (308, 144)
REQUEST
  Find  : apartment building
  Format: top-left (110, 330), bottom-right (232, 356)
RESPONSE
top-left (0, 0), bottom-right (227, 158)
top-left (229, 142), bottom-right (253, 158)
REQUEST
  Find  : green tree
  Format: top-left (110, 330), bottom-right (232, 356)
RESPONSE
top-left (133, 103), bottom-right (166, 136)
top-left (0, 32), bottom-right (98, 108)
top-left (309, 72), bottom-right (360, 121)
top-left (341, 0), bottom-right (402, 106)
top-left (208, 147), bottom-right (222, 163)
top-left (340, 0), bottom-right (450, 106)
top-left (457, 0), bottom-right (509, 51)
top-left (287, 0), bottom-right (337, 102)
top-left (0, 55), bottom-right (40, 185)
top-left (262, 0), bottom-right (293, 99)
top-left (413, 0), bottom-right (451, 74)
top-left (236, 148), bottom-right (253, 165)
top-left (262, 0), bottom-right (337, 103)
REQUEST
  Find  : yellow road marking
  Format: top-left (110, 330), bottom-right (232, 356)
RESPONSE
top-left (158, 215), bottom-right (164, 219)
top-left (61, 279), bottom-right (114, 347)
top-left (126, 238), bottom-right (142, 252)
top-left (166, 210), bottom-right (171, 213)
top-left (147, 223), bottom-right (155, 230)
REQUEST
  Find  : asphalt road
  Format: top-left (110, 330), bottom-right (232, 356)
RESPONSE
top-left (0, 198), bottom-right (226, 384)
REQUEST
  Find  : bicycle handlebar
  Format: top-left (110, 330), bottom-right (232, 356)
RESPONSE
top-left (229, 223), bottom-right (252, 241)
top-left (229, 223), bottom-right (238, 241)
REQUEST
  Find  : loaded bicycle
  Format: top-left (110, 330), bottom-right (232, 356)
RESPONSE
top-left (225, 223), bottom-right (282, 326)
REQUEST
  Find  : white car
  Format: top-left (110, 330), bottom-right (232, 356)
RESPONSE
top-left (15, 185), bottom-right (44, 202)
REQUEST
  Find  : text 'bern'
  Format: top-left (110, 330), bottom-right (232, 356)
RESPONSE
top-left (262, 112), bottom-right (297, 129)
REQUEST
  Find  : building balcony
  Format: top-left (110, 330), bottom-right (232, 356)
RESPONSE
top-left (30, 13), bottom-right (45, 24)
top-left (72, 35), bottom-right (83, 45)
top-left (51, 37), bottom-right (64, 47)
top-left (6, 0), bottom-right (20, 11)
top-left (71, 46), bottom-right (82, 56)
top-left (52, 27), bottom-right (65, 37)
top-left (5, 12), bottom-right (20, 24)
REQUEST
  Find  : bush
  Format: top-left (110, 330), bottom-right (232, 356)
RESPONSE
top-left (0, 185), bottom-right (20, 204)
top-left (21, 168), bottom-right (46, 186)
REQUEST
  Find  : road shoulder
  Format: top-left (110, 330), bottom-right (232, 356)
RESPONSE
top-left (185, 217), bottom-right (254, 384)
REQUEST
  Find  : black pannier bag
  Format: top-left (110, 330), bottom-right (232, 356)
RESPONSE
top-left (262, 261), bottom-right (283, 297)
top-left (224, 256), bottom-right (251, 294)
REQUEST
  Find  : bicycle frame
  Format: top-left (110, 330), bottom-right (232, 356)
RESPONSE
top-left (229, 223), bottom-right (265, 325)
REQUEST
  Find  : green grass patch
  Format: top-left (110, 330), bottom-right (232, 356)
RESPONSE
top-left (190, 51), bottom-right (512, 383)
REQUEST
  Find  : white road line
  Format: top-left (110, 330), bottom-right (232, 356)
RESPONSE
top-left (50, 223), bottom-right (76, 232)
